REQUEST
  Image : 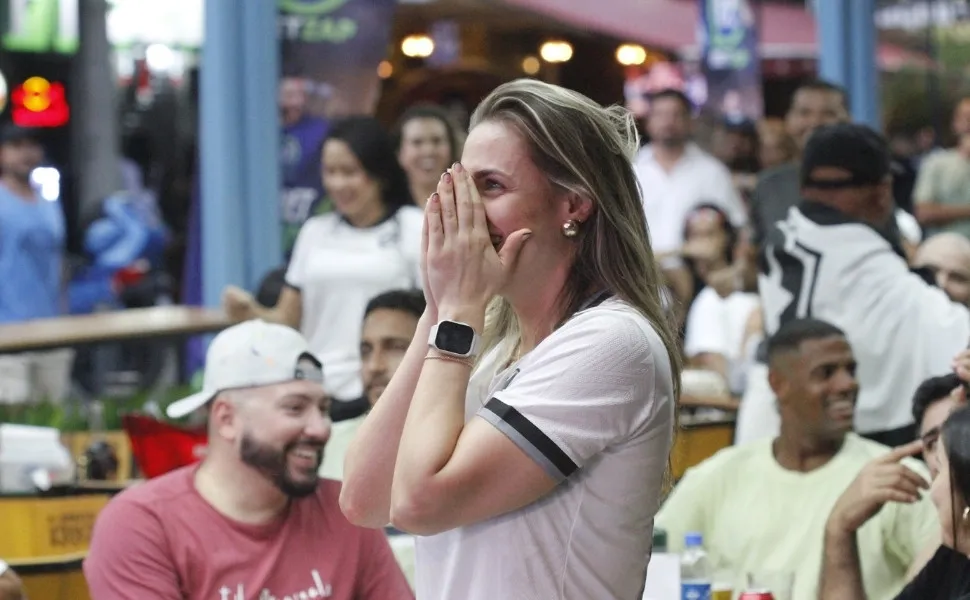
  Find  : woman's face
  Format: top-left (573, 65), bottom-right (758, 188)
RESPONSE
top-left (930, 438), bottom-right (968, 552)
top-left (683, 210), bottom-right (730, 273)
top-left (398, 117), bottom-right (453, 192)
top-left (459, 120), bottom-right (580, 292)
top-left (322, 139), bottom-right (384, 227)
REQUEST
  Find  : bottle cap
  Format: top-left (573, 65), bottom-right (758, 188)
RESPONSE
top-left (685, 532), bottom-right (704, 547)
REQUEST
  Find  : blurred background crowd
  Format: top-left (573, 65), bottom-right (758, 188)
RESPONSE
top-left (4, 0), bottom-right (970, 599)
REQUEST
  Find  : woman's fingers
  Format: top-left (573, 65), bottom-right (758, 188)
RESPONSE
top-left (437, 169), bottom-right (459, 239)
top-left (421, 194), bottom-right (431, 261)
top-left (461, 164), bottom-right (489, 235)
top-left (426, 192), bottom-right (443, 250)
top-left (452, 163), bottom-right (477, 233)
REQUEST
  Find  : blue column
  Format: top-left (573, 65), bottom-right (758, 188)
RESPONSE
top-left (847, 0), bottom-right (880, 129)
top-left (200, 0), bottom-right (281, 306)
top-left (815, 0), bottom-right (849, 87)
top-left (815, 0), bottom-right (880, 129)
top-left (200, 0), bottom-right (246, 308)
top-left (240, 0), bottom-right (282, 291)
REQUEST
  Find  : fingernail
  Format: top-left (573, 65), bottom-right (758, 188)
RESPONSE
top-left (443, 172), bottom-right (452, 183)
top-left (430, 192), bottom-right (439, 204)
top-left (440, 171), bottom-right (448, 181)
top-left (453, 162), bottom-right (462, 171)
top-left (523, 231), bottom-right (533, 240)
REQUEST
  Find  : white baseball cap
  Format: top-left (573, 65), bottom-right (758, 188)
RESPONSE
top-left (166, 320), bottom-right (323, 419)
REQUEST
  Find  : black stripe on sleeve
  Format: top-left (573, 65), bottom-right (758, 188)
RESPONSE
top-left (483, 397), bottom-right (578, 479)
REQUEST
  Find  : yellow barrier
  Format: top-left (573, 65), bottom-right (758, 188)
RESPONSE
top-left (1, 491), bottom-right (114, 600)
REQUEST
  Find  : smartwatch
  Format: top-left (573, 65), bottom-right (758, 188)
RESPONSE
top-left (428, 320), bottom-right (481, 359)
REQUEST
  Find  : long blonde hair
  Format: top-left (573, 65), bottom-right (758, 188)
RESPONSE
top-left (472, 78), bottom-right (682, 409)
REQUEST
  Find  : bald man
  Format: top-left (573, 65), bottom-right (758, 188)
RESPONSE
top-left (913, 232), bottom-right (970, 305)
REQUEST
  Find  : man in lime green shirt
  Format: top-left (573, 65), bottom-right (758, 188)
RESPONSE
top-left (657, 318), bottom-right (937, 600)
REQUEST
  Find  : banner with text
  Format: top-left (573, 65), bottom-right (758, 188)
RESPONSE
top-left (697, 0), bottom-right (763, 122)
top-left (278, 0), bottom-right (397, 257)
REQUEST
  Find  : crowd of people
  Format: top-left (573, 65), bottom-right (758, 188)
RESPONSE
top-left (5, 68), bottom-right (970, 599)
top-left (79, 77), bottom-right (970, 598)
top-left (641, 80), bottom-right (970, 598)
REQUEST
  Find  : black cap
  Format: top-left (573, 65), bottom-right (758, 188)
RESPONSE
top-left (0, 124), bottom-right (42, 145)
top-left (801, 123), bottom-right (891, 190)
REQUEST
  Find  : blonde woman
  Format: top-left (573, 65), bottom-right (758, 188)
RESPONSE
top-left (341, 79), bottom-right (682, 599)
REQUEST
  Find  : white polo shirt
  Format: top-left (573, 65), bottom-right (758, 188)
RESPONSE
top-left (414, 298), bottom-right (675, 600)
top-left (634, 143), bottom-right (747, 264)
top-left (285, 207), bottom-right (423, 400)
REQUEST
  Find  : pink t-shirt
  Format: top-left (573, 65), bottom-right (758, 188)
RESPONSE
top-left (83, 466), bottom-right (413, 600)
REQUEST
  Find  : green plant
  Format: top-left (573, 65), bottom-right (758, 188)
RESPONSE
top-left (0, 385), bottom-right (197, 431)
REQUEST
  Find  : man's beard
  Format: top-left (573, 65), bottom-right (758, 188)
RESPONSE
top-left (365, 376), bottom-right (389, 406)
top-left (240, 432), bottom-right (322, 498)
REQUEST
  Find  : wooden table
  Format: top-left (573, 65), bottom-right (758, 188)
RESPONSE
top-left (0, 306), bottom-right (231, 354)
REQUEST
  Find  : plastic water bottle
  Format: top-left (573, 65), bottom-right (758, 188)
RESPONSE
top-left (681, 532), bottom-right (712, 600)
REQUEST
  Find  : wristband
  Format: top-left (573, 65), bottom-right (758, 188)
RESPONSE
top-left (425, 353), bottom-right (474, 368)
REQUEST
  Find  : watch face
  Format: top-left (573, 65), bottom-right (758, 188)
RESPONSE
top-left (435, 321), bottom-right (475, 355)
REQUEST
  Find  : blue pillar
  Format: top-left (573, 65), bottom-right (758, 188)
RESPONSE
top-left (815, 0), bottom-right (880, 129)
top-left (200, 0), bottom-right (246, 308)
top-left (815, 0), bottom-right (849, 87)
top-left (200, 0), bottom-right (282, 306)
top-left (848, 0), bottom-right (880, 129)
top-left (240, 0), bottom-right (282, 291)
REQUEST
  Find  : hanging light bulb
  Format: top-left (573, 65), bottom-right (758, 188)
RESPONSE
top-left (401, 34), bottom-right (434, 58)
top-left (539, 40), bottom-right (573, 63)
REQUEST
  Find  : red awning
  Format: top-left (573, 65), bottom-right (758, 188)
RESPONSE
top-left (501, 0), bottom-right (934, 71)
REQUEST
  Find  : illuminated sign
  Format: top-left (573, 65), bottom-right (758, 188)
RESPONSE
top-left (278, 0), bottom-right (357, 43)
top-left (2, 0), bottom-right (78, 53)
top-left (11, 77), bottom-right (70, 128)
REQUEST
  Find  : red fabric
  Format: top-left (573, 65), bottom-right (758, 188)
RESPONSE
top-left (122, 414), bottom-right (208, 479)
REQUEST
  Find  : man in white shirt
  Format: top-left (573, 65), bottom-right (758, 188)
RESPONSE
top-left (752, 123), bottom-right (970, 446)
top-left (658, 318), bottom-right (937, 600)
top-left (634, 89), bottom-right (747, 305)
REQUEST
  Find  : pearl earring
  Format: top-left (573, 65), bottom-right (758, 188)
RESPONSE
top-left (562, 220), bottom-right (579, 238)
